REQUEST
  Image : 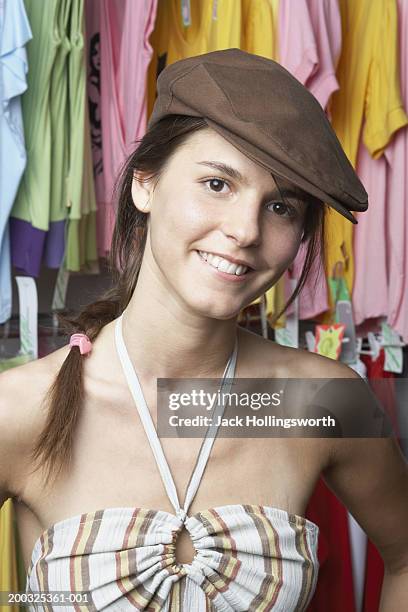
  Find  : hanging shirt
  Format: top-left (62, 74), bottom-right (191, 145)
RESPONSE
top-left (9, 0), bottom-right (63, 279)
top-left (10, 0), bottom-right (60, 230)
top-left (9, 222), bottom-right (66, 278)
top-left (148, 0), bottom-right (242, 117)
top-left (0, 0), bottom-right (31, 323)
top-left (10, 0), bottom-right (97, 276)
top-left (305, 0), bottom-right (342, 111)
top-left (50, 0), bottom-right (71, 225)
top-left (64, 0), bottom-right (87, 270)
top-left (8, 5), bottom-right (69, 277)
top-left (278, 0), bottom-right (318, 85)
top-left (324, 0), bottom-right (408, 307)
top-left (352, 0), bottom-right (408, 331)
top-left (10, 0), bottom-right (71, 279)
top-left (167, 0), bottom-right (215, 63)
top-left (265, 0), bottom-right (280, 60)
top-left (65, 0), bottom-right (99, 272)
top-left (207, 0), bottom-right (241, 51)
top-left (352, 141), bottom-right (389, 325)
top-left (97, 0), bottom-right (157, 257)
top-left (383, 0), bottom-right (408, 343)
top-left (241, 0), bottom-right (275, 59)
top-left (77, 100), bottom-right (100, 273)
top-left (165, 0), bottom-right (241, 65)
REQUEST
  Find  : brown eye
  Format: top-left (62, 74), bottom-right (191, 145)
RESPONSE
top-left (205, 178), bottom-right (230, 193)
top-left (267, 201), bottom-right (295, 218)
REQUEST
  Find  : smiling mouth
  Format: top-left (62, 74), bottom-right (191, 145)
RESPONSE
top-left (196, 250), bottom-right (253, 277)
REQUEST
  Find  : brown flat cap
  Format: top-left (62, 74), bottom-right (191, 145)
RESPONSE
top-left (148, 48), bottom-right (368, 224)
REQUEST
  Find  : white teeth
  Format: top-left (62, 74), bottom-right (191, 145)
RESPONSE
top-left (217, 259), bottom-right (230, 273)
top-left (198, 251), bottom-right (249, 275)
top-left (210, 255), bottom-right (222, 267)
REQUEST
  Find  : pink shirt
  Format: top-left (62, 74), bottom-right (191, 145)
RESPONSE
top-left (305, 0), bottom-right (341, 111)
top-left (279, 0), bottom-right (342, 319)
top-left (278, 0), bottom-right (318, 86)
top-left (353, 0), bottom-right (408, 340)
top-left (384, 0), bottom-right (408, 342)
top-left (352, 143), bottom-right (388, 325)
top-left (94, 0), bottom-right (157, 257)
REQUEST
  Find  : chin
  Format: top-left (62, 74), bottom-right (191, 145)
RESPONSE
top-left (188, 297), bottom-right (243, 320)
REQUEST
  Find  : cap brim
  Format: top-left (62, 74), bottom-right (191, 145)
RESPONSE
top-left (205, 119), bottom-right (359, 225)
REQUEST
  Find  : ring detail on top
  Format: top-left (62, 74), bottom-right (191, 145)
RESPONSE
top-left (69, 333), bottom-right (92, 355)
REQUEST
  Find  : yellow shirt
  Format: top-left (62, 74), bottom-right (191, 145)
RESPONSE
top-left (268, 0), bottom-right (280, 60)
top-left (148, 0), bottom-right (242, 115)
top-left (0, 500), bottom-right (19, 611)
top-left (241, 0), bottom-right (275, 59)
top-left (324, 0), bottom-right (408, 309)
top-left (207, 0), bottom-right (242, 50)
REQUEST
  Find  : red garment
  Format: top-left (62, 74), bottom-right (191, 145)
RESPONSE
top-left (306, 478), bottom-right (356, 612)
top-left (360, 349), bottom-right (398, 612)
top-left (363, 541), bottom-right (383, 612)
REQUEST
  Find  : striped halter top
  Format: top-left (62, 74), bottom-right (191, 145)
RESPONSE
top-left (26, 312), bottom-right (320, 610)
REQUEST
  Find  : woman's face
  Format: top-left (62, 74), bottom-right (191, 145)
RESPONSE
top-left (132, 127), bottom-right (309, 320)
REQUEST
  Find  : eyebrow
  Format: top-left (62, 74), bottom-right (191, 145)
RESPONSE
top-left (196, 161), bottom-right (249, 185)
top-left (196, 161), bottom-right (306, 203)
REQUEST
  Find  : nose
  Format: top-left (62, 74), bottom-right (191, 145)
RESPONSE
top-left (220, 198), bottom-right (261, 247)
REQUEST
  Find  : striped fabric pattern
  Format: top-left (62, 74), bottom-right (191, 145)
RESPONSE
top-left (26, 503), bottom-right (319, 611)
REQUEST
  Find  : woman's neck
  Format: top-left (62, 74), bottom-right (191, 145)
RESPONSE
top-left (120, 294), bottom-right (239, 380)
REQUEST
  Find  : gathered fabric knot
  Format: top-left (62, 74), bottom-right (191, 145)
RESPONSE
top-left (176, 508), bottom-right (187, 523)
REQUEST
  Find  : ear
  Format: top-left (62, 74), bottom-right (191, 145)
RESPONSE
top-left (131, 171), bottom-right (153, 214)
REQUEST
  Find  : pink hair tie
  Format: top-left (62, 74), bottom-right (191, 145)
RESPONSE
top-left (69, 333), bottom-right (92, 355)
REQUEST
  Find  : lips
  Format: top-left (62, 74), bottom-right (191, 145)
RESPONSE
top-left (195, 251), bottom-right (257, 285)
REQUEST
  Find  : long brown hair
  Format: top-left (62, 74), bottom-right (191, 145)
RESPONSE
top-left (29, 114), bottom-right (325, 488)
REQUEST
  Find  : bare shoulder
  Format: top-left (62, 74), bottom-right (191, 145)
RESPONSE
top-left (0, 345), bottom-right (71, 502)
top-left (238, 324), bottom-right (359, 379)
top-left (289, 347), bottom-right (361, 379)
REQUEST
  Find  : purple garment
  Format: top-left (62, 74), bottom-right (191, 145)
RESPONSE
top-left (43, 219), bottom-right (66, 266)
top-left (10, 216), bottom-right (66, 276)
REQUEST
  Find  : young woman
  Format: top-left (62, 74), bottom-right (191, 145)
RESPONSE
top-left (1, 49), bottom-right (408, 611)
